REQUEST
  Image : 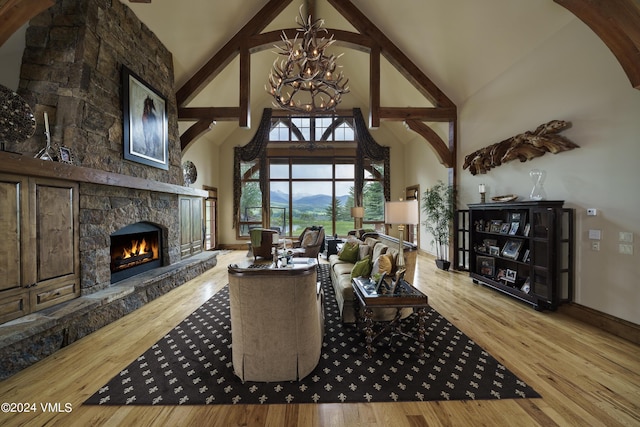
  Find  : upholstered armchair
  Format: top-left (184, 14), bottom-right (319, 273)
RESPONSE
top-left (249, 228), bottom-right (278, 260)
top-left (292, 226), bottom-right (325, 260)
top-left (228, 264), bottom-right (323, 382)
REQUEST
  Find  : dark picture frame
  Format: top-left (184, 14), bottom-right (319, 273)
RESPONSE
top-left (122, 66), bottom-right (169, 170)
top-left (501, 239), bottom-right (523, 259)
top-left (58, 146), bottom-right (73, 164)
top-left (477, 255), bottom-right (495, 277)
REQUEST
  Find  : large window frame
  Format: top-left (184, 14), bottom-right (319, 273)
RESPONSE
top-left (235, 109), bottom-right (390, 239)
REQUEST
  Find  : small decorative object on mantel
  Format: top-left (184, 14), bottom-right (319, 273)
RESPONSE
top-left (57, 145), bottom-right (74, 164)
top-left (34, 111), bottom-right (54, 161)
top-left (462, 120), bottom-right (579, 175)
top-left (183, 160), bottom-right (197, 186)
top-left (0, 84), bottom-right (36, 151)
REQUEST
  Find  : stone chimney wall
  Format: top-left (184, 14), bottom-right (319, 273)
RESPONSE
top-left (14, 0), bottom-right (181, 184)
top-left (7, 0), bottom-right (189, 294)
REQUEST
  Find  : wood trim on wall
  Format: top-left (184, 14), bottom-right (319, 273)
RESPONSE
top-left (0, 151), bottom-right (208, 197)
top-left (559, 302), bottom-right (640, 345)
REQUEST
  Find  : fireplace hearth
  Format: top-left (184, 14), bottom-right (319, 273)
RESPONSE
top-left (110, 222), bottom-right (163, 283)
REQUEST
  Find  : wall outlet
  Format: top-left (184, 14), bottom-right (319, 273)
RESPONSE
top-left (619, 244), bottom-right (634, 255)
top-left (587, 208), bottom-right (597, 216)
top-left (591, 241), bottom-right (600, 251)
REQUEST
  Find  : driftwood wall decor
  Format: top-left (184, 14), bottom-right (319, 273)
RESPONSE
top-left (463, 120), bottom-right (579, 175)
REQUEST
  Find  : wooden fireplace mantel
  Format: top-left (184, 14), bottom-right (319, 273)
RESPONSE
top-left (0, 151), bottom-right (208, 197)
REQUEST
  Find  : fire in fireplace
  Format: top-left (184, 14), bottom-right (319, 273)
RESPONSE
top-left (110, 222), bottom-right (162, 283)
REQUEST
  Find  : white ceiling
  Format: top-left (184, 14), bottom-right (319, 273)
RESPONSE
top-left (2, 1), bottom-right (576, 149)
top-left (119, 0), bottom-right (575, 148)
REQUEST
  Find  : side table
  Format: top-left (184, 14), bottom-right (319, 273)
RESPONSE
top-left (326, 237), bottom-right (344, 257)
top-left (352, 276), bottom-right (429, 358)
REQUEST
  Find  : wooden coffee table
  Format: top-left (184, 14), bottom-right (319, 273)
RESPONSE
top-left (352, 276), bottom-right (429, 358)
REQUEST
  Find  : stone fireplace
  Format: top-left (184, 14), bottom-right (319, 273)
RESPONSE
top-left (0, 0), bottom-right (219, 380)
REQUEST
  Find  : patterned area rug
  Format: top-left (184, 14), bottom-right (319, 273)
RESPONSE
top-left (85, 264), bottom-right (540, 405)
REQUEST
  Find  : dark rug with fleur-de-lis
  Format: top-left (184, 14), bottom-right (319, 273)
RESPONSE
top-left (85, 264), bottom-right (539, 406)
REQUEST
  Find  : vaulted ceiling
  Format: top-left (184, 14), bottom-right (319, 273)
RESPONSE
top-left (2, 0), bottom-right (639, 161)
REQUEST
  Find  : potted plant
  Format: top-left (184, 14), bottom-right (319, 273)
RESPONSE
top-left (422, 181), bottom-right (455, 270)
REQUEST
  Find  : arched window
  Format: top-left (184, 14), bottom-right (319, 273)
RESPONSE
top-left (234, 109), bottom-right (389, 238)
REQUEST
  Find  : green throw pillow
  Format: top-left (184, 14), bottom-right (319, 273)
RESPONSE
top-left (338, 242), bottom-right (359, 263)
top-left (351, 256), bottom-right (371, 279)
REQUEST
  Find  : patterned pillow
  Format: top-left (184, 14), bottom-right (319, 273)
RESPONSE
top-left (301, 230), bottom-right (318, 247)
top-left (351, 256), bottom-right (371, 279)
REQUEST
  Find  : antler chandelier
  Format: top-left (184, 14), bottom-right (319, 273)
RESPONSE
top-left (267, 8), bottom-right (349, 113)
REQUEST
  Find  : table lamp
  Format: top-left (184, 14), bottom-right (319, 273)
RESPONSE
top-left (350, 206), bottom-right (364, 229)
top-left (384, 199), bottom-right (419, 271)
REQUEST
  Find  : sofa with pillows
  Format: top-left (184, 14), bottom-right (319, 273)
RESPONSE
top-left (328, 234), bottom-right (418, 323)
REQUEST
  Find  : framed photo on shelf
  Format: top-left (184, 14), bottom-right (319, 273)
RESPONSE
top-left (501, 239), bottom-right (523, 259)
top-left (509, 222), bottom-right (520, 235)
top-left (58, 146), bottom-right (73, 164)
top-left (523, 223), bottom-right (531, 237)
top-left (521, 277), bottom-right (531, 293)
top-left (122, 65), bottom-right (169, 170)
top-left (509, 212), bottom-right (526, 224)
top-left (489, 245), bottom-right (500, 256)
top-left (500, 223), bottom-right (510, 234)
top-left (489, 220), bottom-right (503, 233)
top-left (522, 249), bottom-right (530, 262)
top-left (477, 256), bottom-right (495, 277)
top-left (505, 269), bottom-right (517, 283)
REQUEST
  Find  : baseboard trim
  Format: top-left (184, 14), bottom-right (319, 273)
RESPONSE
top-left (559, 303), bottom-right (639, 345)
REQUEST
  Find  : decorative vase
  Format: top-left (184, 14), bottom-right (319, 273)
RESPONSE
top-left (529, 169), bottom-right (547, 201)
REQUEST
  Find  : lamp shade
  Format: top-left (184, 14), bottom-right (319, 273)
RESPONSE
top-left (385, 200), bottom-right (419, 225)
top-left (350, 206), bottom-right (364, 218)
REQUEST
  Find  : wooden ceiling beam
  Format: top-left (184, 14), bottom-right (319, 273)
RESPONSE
top-left (176, 0), bottom-right (292, 107)
top-left (555, 0), bottom-right (640, 89)
top-left (248, 28), bottom-right (373, 53)
top-left (180, 120), bottom-right (212, 151)
top-left (177, 107), bottom-right (241, 121)
top-left (369, 46), bottom-right (380, 128)
top-left (378, 107), bottom-right (457, 122)
top-left (0, 0), bottom-right (53, 47)
top-left (405, 119), bottom-right (453, 168)
top-left (327, 0), bottom-right (456, 109)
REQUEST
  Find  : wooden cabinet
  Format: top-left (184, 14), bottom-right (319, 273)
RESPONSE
top-left (179, 196), bottom-right (203, 258)
top-left (468, 201), bottom-right (573, 311)
top-left (0, 174), bottom-right (80, 324)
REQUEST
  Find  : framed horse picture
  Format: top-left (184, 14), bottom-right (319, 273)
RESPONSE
top-left (122, 66), bottom-right (169, 170)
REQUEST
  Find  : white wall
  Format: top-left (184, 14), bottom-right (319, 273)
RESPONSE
top-left (458, 19), bottom-right (640, 324)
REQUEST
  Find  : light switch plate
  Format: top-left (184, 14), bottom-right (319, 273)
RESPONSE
top-left (619, 231), bottom-right (634, 243)
top-left (619, 244), bottom-right (634, 255)
top-left (588, 229), bottom-right (601, 240)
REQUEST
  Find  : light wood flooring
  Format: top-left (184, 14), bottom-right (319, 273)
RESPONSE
top-left (0, 250), bottom-right (638, 426)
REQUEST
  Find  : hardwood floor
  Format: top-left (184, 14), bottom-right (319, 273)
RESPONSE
top-left (0, 250), bottom-right (638, 426)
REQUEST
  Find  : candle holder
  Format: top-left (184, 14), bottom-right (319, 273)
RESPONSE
top-left (34, 112), bottom-right (54, 161)
top-left (479, 184), bottom-right (486, 203)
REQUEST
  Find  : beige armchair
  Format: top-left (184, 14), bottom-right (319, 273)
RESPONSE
top-left (228, 264), bottom-right (323, 382)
